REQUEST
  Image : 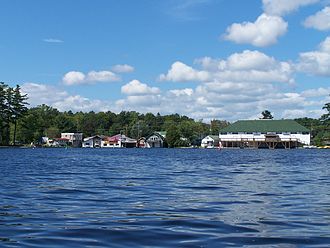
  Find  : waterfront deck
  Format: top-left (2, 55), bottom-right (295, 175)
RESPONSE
top-left (220, 136), bottom-right (300, 149)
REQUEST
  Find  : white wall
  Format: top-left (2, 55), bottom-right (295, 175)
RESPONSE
top-left (219, 132), bottom-right (310, 145)
top-left (201, 136), bottom-right (216, 148)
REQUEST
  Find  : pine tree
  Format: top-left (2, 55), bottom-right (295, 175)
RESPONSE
top-left (0, 82), bottom-right (8, 145)
top-left (3, 86), bottom-right (13, 145)
top-left (11, 85), bottom-right (28, 145)
top-left (320, 96), bottom-right (330, 123)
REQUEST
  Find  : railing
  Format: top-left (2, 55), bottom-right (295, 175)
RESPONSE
top-left (219, 137), bottom-right (300, 142)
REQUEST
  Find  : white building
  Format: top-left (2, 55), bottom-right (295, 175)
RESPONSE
top-left (201, 135), bottom-right (220, 148)
top-left (219, 120), bottom-right (310, 149)
top-left (102, 134), bottom-right (137, 148)
top-left (82, 135), bottom-right (102, 148)
top-left (146, 132), bottom-right (166, 148)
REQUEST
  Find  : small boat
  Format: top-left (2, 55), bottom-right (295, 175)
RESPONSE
top-left (303, 145), bottom-right (318, 149)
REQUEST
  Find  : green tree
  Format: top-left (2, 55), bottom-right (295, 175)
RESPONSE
top-left (11, 85), bottom-right (28, 145)
top-left (166, 123), bottom-right (181, 148)
top-left (210, 119), bottom-right (229, 135)
top-left (260, 110), bottom-right (273, 119)
top-left (19, 105), bottom-right (59, 143)
top-left (320, 99), bottom-right (330, 123)
top-left (0, 83), bottom-right (8, 145)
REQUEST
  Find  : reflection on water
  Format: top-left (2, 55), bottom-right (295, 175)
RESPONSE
top-left (0, 148), bottom-right (329, 247)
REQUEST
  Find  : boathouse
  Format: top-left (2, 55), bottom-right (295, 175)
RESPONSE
top-left (61, 132), bottom-right (83, 147)
top-left (82, 135), bottom-right (103, 148)
top-left (219, 120), bottom-right (310, 149)
top-left (146, 132), bottom-right (166, 148)
top-left (201, 135), bottom-right (220, 148)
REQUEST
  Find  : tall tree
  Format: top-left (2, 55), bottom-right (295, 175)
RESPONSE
top-left (260, 110), bottom-right (273, 119)
top-left (3, 86), bottom-right (14, 145)
top-left (11, 85), bottom-right (28, 145)
top-left (320, 99), bottom-right (330, 123)
top-left (166, 123), bottom-right (180, 148)
top-left (0, 83), bottom-right (8, 145)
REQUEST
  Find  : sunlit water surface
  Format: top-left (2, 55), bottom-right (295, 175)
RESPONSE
top-left (0, 148), bottom-right (329, 247)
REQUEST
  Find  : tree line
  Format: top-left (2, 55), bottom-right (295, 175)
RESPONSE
top-left (13, 104), bottom-right (229, 147)
top-left (0, 82), bottom-right (28, 146)
top-left (1, 83), bottom-right (330, 147)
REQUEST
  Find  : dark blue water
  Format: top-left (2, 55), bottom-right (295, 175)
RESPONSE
top-left (0, 148), bottom-right (329, 247)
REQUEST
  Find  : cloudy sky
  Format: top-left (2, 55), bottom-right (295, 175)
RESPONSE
top-left (1, 0), bottom-right (330, 121)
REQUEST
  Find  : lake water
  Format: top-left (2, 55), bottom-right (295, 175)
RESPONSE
top-left (0, 148), bottom-right (329, 247)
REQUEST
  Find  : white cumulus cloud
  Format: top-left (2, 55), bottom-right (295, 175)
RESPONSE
top-left (21, 82), bottom-right (115, 112)
top-left (262, 0), bottom-right (319, 16)
top-left (304, 6), bottom-right (330, 31)
top-left (111, 64), bottom-right (135, 73)
top-left (121, 80), bottom-right (160, 95)
top-left (301, 87), bottom-right (330, 97)
top-left (296, 36), bottom-right (330, 76)
top-left (159, 61), bottom-right (210, 82)
top-left (63, 70), bottom-right (120, 85)
top-left (195, 50), bottom-right (294, 84)
top-left (223, 14), bottom-right (288, 47)
top-left (62, 71), bottom-right (86, 85)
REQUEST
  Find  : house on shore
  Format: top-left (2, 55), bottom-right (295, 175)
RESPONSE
top-left (61, 133), bottom-right (83, 147)
top-left (82, 135), bottom-right (103, 148)
top-left (102, 134), bottom-right (137, 148)
top-left (146, 132), bottom-right (166, 148)
top-left (201, 135), bottom-right (220, 148)
top-left (219, 120), bottom-right (310, 149)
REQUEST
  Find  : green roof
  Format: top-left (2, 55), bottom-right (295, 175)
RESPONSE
top-left (220, 120), bottom-right (310, 133)
top-left (208, 135), bottom-right (220, 141)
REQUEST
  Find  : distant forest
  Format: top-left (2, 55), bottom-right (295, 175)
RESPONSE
top-left (1, 83), bottom-right (330, 147)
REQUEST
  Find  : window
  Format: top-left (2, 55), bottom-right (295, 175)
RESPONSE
top-left (232, 132), bottom-right (238, 134)
top-left (220, 132), bottom-right (227, 135)
top-left (302, 132), bottom-right (310, 135)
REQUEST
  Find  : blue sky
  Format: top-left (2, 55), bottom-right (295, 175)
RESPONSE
top-left (1, 0), bottom-right (330, 121)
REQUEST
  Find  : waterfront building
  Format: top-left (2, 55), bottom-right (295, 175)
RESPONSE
top-left (201, 135), bottom-right (220, 148)
top-left (82, 135), bottom-right (103, 148)
top-left (146, 132), bottom-right (166, 148)
top-left (219, 120), bottom-right (310, 149)
top-left (61, 133), bottom-right (83, 147)
top-left (102, 134), bottom-right (137, 148)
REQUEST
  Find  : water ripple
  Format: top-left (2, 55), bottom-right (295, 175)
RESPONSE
top-left (0, 148), bottom-right (329, 247)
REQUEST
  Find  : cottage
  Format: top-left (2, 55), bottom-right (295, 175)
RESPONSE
top-left (82, 135), bottom-right (102, 148)
top-left (146, 132), bottom-right (166, 148)
top-left (219, 119), bottom-right (310, 149)
top-left (102, 134), bottom-right (137, 148)
top-left (61, 133), bottom-right (83, 147)
top-left (201, 135), bottom-right (220, 148)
